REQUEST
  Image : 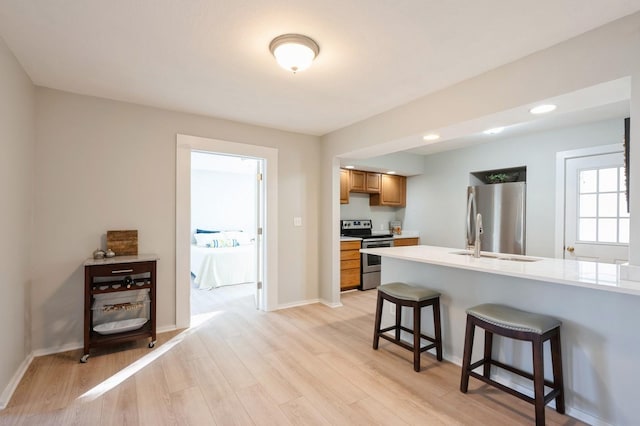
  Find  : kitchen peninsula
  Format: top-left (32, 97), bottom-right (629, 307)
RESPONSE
top-left (360, 245), bottom-right (640, 425)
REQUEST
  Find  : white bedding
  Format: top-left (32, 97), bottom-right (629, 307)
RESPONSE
top-left (191, 244), bottom-right (256, 289)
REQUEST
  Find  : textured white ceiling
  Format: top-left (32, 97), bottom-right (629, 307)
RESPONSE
top-left (1, 1), bottom-right (639, 135)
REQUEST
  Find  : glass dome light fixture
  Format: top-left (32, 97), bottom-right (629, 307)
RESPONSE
top-left (269, 34), bottom-right (320, 73)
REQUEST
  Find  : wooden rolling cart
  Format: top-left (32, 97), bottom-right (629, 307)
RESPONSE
top-left (81, 254), bottom-right (158, 363)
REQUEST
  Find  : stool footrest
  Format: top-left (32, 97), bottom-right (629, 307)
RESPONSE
top-left (378, 334), bottom-right (437, 354)
top-left (469, 358), bottom-right (557, 389)
top-left (468, 371), bottom-right (561, 406)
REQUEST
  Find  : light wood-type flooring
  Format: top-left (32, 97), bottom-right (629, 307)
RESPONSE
top-left (1, 288), bottom-right (584, 425)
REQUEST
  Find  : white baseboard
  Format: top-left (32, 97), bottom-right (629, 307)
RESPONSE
top-left (0, 352), bottom-right (34, 410)
top-left (320, 299), bottom-right (343, 308)
top-left (276, 298), bottom-right (320, 310)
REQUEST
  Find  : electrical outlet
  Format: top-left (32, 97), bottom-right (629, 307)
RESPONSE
top-left (293, 217), bottom-right (302, 227)
top-left (389, 304), bottom-right (396, 315)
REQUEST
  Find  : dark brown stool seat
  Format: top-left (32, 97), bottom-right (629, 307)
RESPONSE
top-left (460, 303), bottom-right (565, 426)
top-left (373, 282), bottom-right (443, 372)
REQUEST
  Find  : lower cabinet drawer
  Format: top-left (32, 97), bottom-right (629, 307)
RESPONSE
top-left (341, 259), bottom-right (360, 270)
top-left (341, 268), bottom-right (361, 288)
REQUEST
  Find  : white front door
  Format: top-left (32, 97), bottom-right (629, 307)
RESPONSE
top-left (564, 150), bottom-right (629, 263)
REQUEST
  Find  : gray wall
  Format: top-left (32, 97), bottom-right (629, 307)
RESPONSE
top-left (0, 36), bottom-right (34, 406)
top-left (404, 118), bottom-right (624, 256)
top-left (32, 88), bottom-right (321, 352)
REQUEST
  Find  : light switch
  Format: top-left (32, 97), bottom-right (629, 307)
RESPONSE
top-left (294, 217), bottom-right (302, 227)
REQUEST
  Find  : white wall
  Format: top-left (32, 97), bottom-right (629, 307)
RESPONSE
top-left (191, 169), bottom-right (256, 235)
top-left (32, 88), bottom-right (320, 352)
top-left (340, 193), bottom-right (404, 232)
top-left (404, 118), bottom-right (624, 257)
top-left (0, 36), bottom-right (34, 406)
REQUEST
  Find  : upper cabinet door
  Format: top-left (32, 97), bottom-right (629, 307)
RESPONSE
top-left (366, 172), bottom-right (381, 193)
top-left (370, 174), bottom-right (406, 207)
top-left (349, 170), bottom-right (367, 192)
top-left (340, 169), bottom-right (350, 204)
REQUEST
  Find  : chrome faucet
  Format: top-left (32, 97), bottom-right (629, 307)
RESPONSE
top-left (474, 213), bottom-right (483, 258)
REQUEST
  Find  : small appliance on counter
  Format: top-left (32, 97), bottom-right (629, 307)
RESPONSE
top-left (341, 219), bottom-right (394, 290)
top-left (389, 220), bottom-right (402, 235)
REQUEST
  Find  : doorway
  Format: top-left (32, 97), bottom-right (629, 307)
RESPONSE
top-left (189, 152), bottom-right (262, 315)
top-left (176, 134), bottom-right (279, 329)
top-left (556, 144), bottom-right (629, 263)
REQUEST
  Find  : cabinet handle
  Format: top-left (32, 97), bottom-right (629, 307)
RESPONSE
top-left (111, 269), bottom-right (134, 274)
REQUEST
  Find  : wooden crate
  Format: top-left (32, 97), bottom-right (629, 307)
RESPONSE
top-left (106, 230), bottom-right (138, 256)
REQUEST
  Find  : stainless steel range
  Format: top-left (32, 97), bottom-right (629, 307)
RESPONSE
top-left (341, 220), bottom-right (394, 290)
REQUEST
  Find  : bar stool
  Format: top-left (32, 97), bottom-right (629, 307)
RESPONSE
top-left (372, 282), bottom-right (443, 372)
top-left (460, 303), bottom-right (565, 426)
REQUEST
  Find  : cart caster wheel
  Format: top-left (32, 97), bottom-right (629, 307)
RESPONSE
top-left (80, 354), bottom-right (90, 363)
top-left (148, 341), bottom-right (156, 348)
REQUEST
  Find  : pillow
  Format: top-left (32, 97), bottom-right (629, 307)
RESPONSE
top-left (193, 233), bottom-right (240, 248)
top-left (223, 231), bottom-right (254, 245)
top-left (196, 228), bottom-right (220, 234)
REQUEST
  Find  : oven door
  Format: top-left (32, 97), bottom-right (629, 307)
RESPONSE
top-left (361, 239), bottom-right (393, 274)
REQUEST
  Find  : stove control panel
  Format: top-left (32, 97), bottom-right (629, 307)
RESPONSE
top-left (340, 219), bottom-right (372, 230)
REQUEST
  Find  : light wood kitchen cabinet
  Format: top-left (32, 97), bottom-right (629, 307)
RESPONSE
top-left (349, 170), bottom-right (367, 192)
top-left (393, 237), bottom-right (419, 247)
top-left (370, 174), bottom-right (406, 207)
top-left (366, 172), bottom-right (381, 193)
top-left (340, 240), bottom-right (361, 290)
top-left (350, 170), bottom-right (381, 194)
top-left (340, 169), bottom-right (350, 204)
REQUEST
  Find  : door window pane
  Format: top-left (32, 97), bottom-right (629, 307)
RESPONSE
top-left (579, 219), bottom-right (596, 242)
top-left (619, 218), bottom-right (630, 244)
top-left (579, 194), bottom-right (597, 217)
top-left (579, 170), bottom-right (597, 193)
top-left (576, 165), bottom-right (629, 245)
top-left (598, 219), bottom-right (617, 243)
top-left (598, 168), bottom-right (618, 192)
top-left (598, 193), bottom-right (617, 217)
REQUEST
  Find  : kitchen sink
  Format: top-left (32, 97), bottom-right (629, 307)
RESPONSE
top-left (450, 251), bottom-right (541, 262)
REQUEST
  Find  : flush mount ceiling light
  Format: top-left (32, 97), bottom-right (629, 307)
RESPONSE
top-left (269, 34), bottom-right (320, 73)
top-left (344, 165), bottom-right (355, 169)
top-left (423, 133), bottom-right (440, 141)
top-left (529, 104), bottom-right (557, 114)
top-left (483, 127), bottom-right (505, 135)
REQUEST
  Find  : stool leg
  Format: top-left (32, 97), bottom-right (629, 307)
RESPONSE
top-left (432, 298), bottom-right (443, 361)
top-left (550, 329), bottom-right (565, 414)
top-left (395, 301), bottom-right (402, 342)
top-left (460, 315), bottom-right (475, 393)
top-left (532, 336), bottom-right (545, 426)
top-left (483, 331), bottom-right (493, 378)
top-left (373, 292), bottom-right (384, 350)
top-left (413, 301), bottom-right (421, 372)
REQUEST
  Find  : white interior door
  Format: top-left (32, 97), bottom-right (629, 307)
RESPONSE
top-left (564, 151), bottom-right (629, 263)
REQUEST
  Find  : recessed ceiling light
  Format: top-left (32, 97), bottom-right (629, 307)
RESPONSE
top-left (423, 133), bottom-right (440, 141)
top-left (483, 127), bottom-right (504, 135)
top-left (344, 165), bottom-right (355, 169)
top-left (529, 104), bottom-right (557, 114)
top-left (387, 171), bottom-right (397, 175)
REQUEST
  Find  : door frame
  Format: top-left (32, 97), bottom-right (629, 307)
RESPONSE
top-left (176, 134), bottom-right (279, 329)
top-left (554, 143), bottom-right (623, 259)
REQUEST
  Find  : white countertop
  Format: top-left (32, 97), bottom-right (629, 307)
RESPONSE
top-left (84, 253), bottom-right (159, 266)
top-left (340, 236), bottom-right (363, 242)
top-left (360, 244), bottom-right (640, 296)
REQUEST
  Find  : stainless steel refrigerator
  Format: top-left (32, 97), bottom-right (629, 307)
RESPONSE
top-left (466, 182), bottom-right (526, 255)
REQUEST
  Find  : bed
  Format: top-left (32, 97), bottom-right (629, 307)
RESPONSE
top-left (190, 242), bottom-right (256, 290)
